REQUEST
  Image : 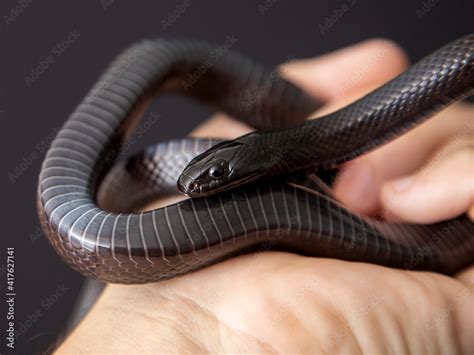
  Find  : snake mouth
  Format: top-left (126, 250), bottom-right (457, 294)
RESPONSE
top-left (177, 173), bottom-right (199, 195)
top-left (180, 171), bottom-right (262, 198)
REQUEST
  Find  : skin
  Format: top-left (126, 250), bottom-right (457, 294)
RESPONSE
top-left (57, 39), bottom-right (474, 354)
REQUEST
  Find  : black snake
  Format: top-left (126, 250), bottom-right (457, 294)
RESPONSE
top-left (37, 35), bottom-right (474, 284)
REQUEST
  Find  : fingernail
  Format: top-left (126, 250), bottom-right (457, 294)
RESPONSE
top-left (390, 176), bottom-right (413, 193)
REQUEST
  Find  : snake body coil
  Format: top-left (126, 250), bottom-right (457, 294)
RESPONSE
top-left (38, 35), bottom-right (474, 284)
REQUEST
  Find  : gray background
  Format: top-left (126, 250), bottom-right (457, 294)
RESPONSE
top-left (1, 0), bottom-right (473, 352)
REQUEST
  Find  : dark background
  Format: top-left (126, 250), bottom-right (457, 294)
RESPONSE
top-left (0, 0), bottom-right (473, 352)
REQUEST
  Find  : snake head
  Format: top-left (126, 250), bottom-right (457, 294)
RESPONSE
top-left (178, 138), bottom-right (263, 197)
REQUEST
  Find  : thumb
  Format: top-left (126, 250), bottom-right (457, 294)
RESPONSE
top-left (381, 141), bottom-right (474, 223)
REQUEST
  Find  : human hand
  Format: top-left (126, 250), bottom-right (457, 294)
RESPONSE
top-left (58, 39), bottom-right (474, 354)
top-left (333, 84), bottom-right (474, 224)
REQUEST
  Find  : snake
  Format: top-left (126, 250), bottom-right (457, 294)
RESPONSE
top-left (37, 34), bottom-right (474, 284)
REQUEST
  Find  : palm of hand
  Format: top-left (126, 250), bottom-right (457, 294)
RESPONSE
top-left (88, 252), bottom-right (473, 353)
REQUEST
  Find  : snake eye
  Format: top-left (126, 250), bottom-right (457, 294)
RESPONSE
top-left (208, 164), bottom-right (224, 179)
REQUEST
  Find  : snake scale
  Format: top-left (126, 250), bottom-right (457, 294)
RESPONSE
top-left (38, 35), bottom-right (474, 284)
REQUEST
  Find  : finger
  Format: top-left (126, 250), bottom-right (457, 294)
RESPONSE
top-left (380, 140), bottom-right (474, 223)
top-left (190, 114), bottom-right (253, 139)
top-left (334, 103), bottom-right (474, 216)
top-left (197, 38), bottom-right (410, 140)
top-left (282, 38), bottom-right (409, 103)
